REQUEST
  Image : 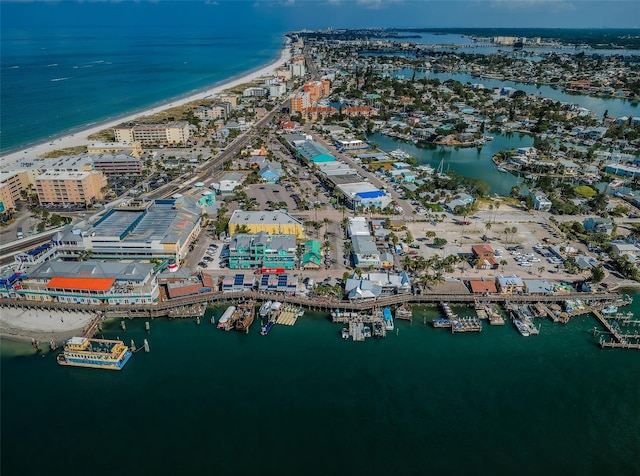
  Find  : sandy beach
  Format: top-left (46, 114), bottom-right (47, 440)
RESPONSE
top-left (0, 306), bottom-right (97, 343)
top-left (0, 39), bottom-right (291, 167)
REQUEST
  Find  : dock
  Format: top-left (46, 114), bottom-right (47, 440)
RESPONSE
top-left (349, 320), bottom-right (366, 342)
top-left (451, 317), bottom-right (483, 333)
top-left (276, 305), bottom-right (299, 326)
top-left (593, 309), bottom-right (640, 350)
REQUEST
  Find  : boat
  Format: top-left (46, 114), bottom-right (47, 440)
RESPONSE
top-left (383, 308), bottom-right (394, 331)
top-left (260, 319), bottom-right (275, 336)
top-left (483, 135), bottom-right (494, 141)
top-left (395, 303), bottom-right (413, 321)
top-left (432, 318), bottom-right (452, 328)
top-left (217, 305), bottom-right (236, 330)
top-left (234, 300), bottom-right (256, 332)
top-left (602, 305), bottom-right (619, 315)
top-left (341, 328), bottom-right (350, 340)
top-left (297, 308), bottom-right (305, 318)
top-left (389, 148), bottom-right (411, 160)
top-left (259, 300), bottom-right (272, 318)
top-left (497, 166), bottom-right (508, 173)
top-left (56, 336), bottom-right (132, 371)
top-left (513, 318), bottom-right (531, 337)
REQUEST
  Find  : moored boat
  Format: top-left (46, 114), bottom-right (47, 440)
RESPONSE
top-left (513, 318), bottom-right (531, 337)
top-left (395, 303), bottom-right (413, 321)
top-left (497, 166), bottom-right (508, 173)
top-left (217, 305), bottom-right (236, 330)
top-left (383, 308), bottom-right (394, 331)
top-left (234, 300), bottom-right (256, 332)
top-left (260, 320), bottom-right (275, 336)
top-left (259, 300), bottom-right (272, 318)
top-left (602, 305), bottom-right (618, 315)
top-left (56, 337), bottom-right (132, 371)
top-left (341, 328), bottom-right (350, 340)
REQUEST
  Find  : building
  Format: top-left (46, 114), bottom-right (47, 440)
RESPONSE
top-left (290, 92), bottom-right (311, 113)
top-left (114, 121), bottom-right (190, 145)
top-left (445, 193), bottom-right (475, 212)
top-left (0, 170), bottom-right (29, 211)
top-left (87, 142), bottom-right (143, 158)
top-left (335, 139), bottom-right (369, 152)
top-left (92, 154), bottom-right (143, 176)
top-left (471, 244), bottom-right (499, 269)
top-left (496, 274), bottom-right (524, 294)
top-left (344, 271), bottom-right (411, 301)
top-left (228, 210), bottom-right (305, 239)
top-left (351, 235), bottom-right (380, 269)
top-left (531, 190), bottom-right (552, 211)
top-left (269, 82), bottom-right (287, 98)
top-left (584, 217), bottom-right (614, 235)
top-left (194, 103), bottom-right (230, 121)
top-left (301, 240), bottom-right (322, 269)
top-left (303, 80), bottom-right (330, 103)
top-left (610, 242), bottom-right (639, 260)
top-left (242, 87), bottom-right (267, 97)
top-left (222, 273), bottom-right (255, 293)
top-left (211, 172), bottom-right (244, 196)
top-left (347, 217), bottom-right (370, 238)
top-left (228, 232), bottom-right (297, 270)
top-left (295, 140), bottom-right (336, 164)
top-left (257, 273), bottom-right (298, 294)
top-left (468, 279), bottom-right (498, 294)
top-left (35, 170), bottom-right (107, 207)
top-left (53, 197), bottom-right (201, 264)
top-left (337, 182), bottom-right (392, 210)
top-left (18, 260), bottom-right (158, 305)
top-left (259, 161), bottom-right (283, 184)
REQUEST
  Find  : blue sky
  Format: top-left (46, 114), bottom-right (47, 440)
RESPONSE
top-left (2, 0), bottom-right (639, 29)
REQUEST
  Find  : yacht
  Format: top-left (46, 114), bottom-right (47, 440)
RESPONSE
top-left (513, 318), bottom-right (531, 337)
top-left (259, 300), bottom-right (272, 318)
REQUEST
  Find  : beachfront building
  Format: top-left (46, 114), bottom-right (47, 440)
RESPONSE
top-left (87, 142), bottom-right (143, 158)
top-left (194, 103), bottom-right (231, 121)
top-left (35, 170), bottom-right (107, 207)
top-left (228, 233), bottom-right (297, 270)
top-left (92, 154), bottom-right (143, 176)
top-left (18, 260), bottom-right (159, 305)
top-left (0, 170), bottom-right (30, 211)
top-left (114, 121), bottom-right (190, 146)
top-left (243, 87), bottom-right (267, 97)
top-left (53, 197), bottom-right (202, 265)
top-left (228, 210), bottom-right (305, 239)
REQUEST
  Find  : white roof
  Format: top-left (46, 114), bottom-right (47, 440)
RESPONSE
top-left (68, 337), bottom-right (87, 345)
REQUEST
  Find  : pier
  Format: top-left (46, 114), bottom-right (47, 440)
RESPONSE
top-left (593, 309), bottom-right (640, 350)
top-left (275, 305), bottom-right (299, 326)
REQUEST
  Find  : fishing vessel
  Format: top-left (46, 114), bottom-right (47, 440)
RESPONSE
top-left (259, 300), bottom-right (272, 318)
top-left (234, 300), bottom-right (256, 332)
top-left (56, 337), bottom-right (132, 371)
top-left (363, 326), bottom-right (372, 338)
top-left (217, 305), bottom-right (236, 330)
top-left (383, 308), bottom-right (394, 331)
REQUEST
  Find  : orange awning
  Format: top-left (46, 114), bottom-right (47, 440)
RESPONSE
top-left (47, 276), bottom-right (115, 292)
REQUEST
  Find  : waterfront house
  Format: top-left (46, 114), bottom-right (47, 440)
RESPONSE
top-left (445, 193), bottom-right (475, 213)
top-left (496, 274), bottom-right (524, 294)
top-left (344, 271), bottom-right (411, 301)
top-left (584, 217), bottom-right (614, 236)
top-left (257, 273), bottom-right (297, 295)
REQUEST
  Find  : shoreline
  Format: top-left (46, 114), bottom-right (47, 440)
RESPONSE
top-left (0, 307), bottom-right (97, 344)
top-left (0, 37), bottom-right (291, 165)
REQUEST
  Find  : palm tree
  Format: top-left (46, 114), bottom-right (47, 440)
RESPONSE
top-left (485, 222), bottom-right (492, 239)
top-left (500, 259), bottom-right (508, 273)
top-left (510, 226), bottom-right (518, 243)
top-left (537, 266), bottom-right (545, 276)
top-left (322, 217), bottom-right (331, 240)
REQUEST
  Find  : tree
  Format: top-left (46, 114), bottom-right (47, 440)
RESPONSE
top-left (433, 237), bottom-right (447, 249)
top-left (500, 259), bottom-right (508, 272)
top-left (591, 264), bottom-right (605, 283)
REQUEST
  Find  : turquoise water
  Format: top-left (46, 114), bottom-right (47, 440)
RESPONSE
top-left (2, 298), bottom-right (639, 476)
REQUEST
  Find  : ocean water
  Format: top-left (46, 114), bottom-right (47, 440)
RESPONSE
top-left (2, 297), bottom-right (639, 476)
top-left (1, 2), bottom-right (287, 153)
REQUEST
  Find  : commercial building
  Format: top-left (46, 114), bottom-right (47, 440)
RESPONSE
top-left (344, 271), bottom-right (411, 301)
top-left (92, 154), bottom-right (143, 176)
top-left (295, 140), bottom-right (336, 164)
top-left (18, 260), bottom-right (159, 305)
top-left (114, 121), bottom-right (191, 145)
top-left (351, 234), bottom-right (380, 269)
top-left (53, 197), bottom-right (202, 264)
top-left (35, 170), bottom-right (107, 207)
top-left (211, 172), bottom-right (244, 196)
top-left (337, 182), bottom-right (392, 210)
top-left (301, 240), bottom-right (322, 269)
top-left (228, 210), bottom-right (305, 239)
top-left (228, 232), bottom-right (297, 270)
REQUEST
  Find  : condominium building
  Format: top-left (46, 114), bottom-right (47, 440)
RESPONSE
top-left (0, 170), bottom-right (29, 210)
top-left (228, 210), bottom-right (305, 239)
top-left (303, 80), bottom-right (330, 103)
top-left (114, 121), bottom-right (191, 145)
top-left (35, 170), bottom-right (107, 206)
top-left (194, 103), bottom-right (231, 121)
top-left (290, 92), bottom-right (311, 113)
top-left (228, 232), bottom-right (297, 270)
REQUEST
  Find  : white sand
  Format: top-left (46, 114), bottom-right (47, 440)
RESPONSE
top-left (1, 40), bottom-right (291, 168)
top-left (0, 307), bottom-right (96, 341)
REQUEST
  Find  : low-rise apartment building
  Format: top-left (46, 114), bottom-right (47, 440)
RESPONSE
top-left (228, 233), bottom-right (297, 270)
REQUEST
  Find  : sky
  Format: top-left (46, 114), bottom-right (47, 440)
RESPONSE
top-left (1, 0), bottom-right (639, 30)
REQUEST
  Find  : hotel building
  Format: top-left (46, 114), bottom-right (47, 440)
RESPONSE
top-left (35, 170), bottom-right (107, 207)
top-left (114, 121), bottom-right (191, 145)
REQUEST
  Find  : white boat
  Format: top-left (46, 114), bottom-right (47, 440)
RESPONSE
top-left (341, 328), bottom-right (350, 339)
top-left (217, 305), bottom-right (236, 329)
top-left (259, 300), bottom-right (272, 318)
top-left (297, 308), bottom-right (305, 317)
top-left (497, 166), bottom-right (507, 173)
top-left (602, 305), bottom-right (618, 315)
top-left (514, 318), bottom-right (530, 337)
top-left (389, 148), bottom-right (411, 160)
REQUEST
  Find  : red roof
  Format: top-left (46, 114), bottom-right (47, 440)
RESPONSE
top-left (47, 277), bottom-right (115, 292)
top-left (469, 280), bottom-right (498, 294)
top-left (472, 244), bottom-right (495, 256)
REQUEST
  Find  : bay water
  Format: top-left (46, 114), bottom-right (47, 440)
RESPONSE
top-left (2, 296), bottom-right (639, 475)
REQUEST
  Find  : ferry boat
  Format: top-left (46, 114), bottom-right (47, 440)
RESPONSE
top-left (56, 337), bottom-right (132, 371)
top-left (259, 300), bottom-right (272, 318)
top-left (234, 300), bottom-right (256, 332)
top-left (217, 305), bottom-right (236, 330)
top-left (383, 308), bottom-right (394, 331)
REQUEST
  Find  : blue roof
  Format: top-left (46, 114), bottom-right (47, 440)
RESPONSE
top-left (356, 190), bottom-right (385, 199)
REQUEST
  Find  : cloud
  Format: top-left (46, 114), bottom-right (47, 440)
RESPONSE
top-left (356, 0), bottom-right (403, 9)
top-left (490, 0), bottom-right (576, 11)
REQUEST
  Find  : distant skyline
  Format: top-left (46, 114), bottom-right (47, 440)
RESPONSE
top-left (2, 0), bottom-right (640, 30)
